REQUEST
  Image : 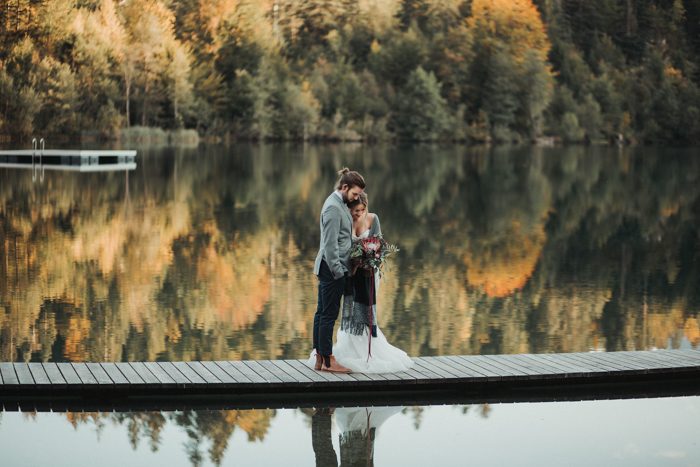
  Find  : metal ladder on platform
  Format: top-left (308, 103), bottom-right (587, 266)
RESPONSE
top-left (31, 137), bottom-right (45, 182)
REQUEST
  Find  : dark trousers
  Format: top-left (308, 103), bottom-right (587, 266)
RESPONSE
top-left (313, 259), bottom-right (345, 357)
top-left (312, 408), bottom-right (338, 467)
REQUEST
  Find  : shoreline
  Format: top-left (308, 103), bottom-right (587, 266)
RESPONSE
top-left (0, 129), bottom-right (647, 149)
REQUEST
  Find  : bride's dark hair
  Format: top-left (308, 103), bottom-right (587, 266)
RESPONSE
top-left (347, 192), bottom-right (368, 209)
top-left (336, 167), bottom-right (366, 190)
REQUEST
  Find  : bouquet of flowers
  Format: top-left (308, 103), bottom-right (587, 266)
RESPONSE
top-left (349, 235), bottom-right (399, 276)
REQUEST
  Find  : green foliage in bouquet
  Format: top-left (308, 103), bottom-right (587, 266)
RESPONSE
top-left (349, 235), bottom-right (399, 277)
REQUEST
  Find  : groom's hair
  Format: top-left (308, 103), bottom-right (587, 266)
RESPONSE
top-left (336, 168), bottom-right (366, 190)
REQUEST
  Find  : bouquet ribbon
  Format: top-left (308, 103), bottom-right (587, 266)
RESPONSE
top-left (367, 268), bottom-right (375, 361)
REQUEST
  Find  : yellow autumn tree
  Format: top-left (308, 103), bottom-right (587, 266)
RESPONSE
top-left (468, 0), bottom-right (550, 63)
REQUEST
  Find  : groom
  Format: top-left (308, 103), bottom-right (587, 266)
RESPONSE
top-left (313, 168), bottom-right (365, 372)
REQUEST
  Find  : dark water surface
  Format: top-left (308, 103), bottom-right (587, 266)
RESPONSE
top-left (0, 144), bottom-right (699, 362)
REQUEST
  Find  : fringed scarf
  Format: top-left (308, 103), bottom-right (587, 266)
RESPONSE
top-left (341, 271), bottom-right (378, 338)
top-left (339, 410), bottom-right (376, 467)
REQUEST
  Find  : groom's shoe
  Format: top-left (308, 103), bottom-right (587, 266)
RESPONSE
top-left (321, 356), bottom-right (351, 374)
top-left (314, 354), bottom-right (323, 371)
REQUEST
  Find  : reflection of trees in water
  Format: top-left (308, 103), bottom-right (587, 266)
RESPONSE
top-left (533, 147), bottom-right (700, 352)
top-left (64, 409), bottom-right (273, 466)
top-left (0, 145), bottom-right (699, 362)
top-left (0, 146), bottom-right (323, 362)
top-left (59, 404), bottom-right (489, 466)
top-left (387, 146), bottom-right (700, 355)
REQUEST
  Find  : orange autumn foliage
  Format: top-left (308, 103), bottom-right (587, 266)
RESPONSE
top-left (468, 0), bottom-right (551, 63)
top-left (195, 223), bottom-right (272, 328)
top-left (464, 220), bottom-right (545, 298)
top-left (224, 409), bottom-right (273, 441)
top-left (684, 318), bottom-right (700, 346)
top-left (64, 315), bottom-right (92, 361)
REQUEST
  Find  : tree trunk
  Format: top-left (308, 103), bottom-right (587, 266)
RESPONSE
top-left (126, 81), bottom-right (131, 128)
top-left (626, 0), bottom-right (635, 36)
top-left (173, 88), bottom-right (178, 124)
top-left (124, 70), bottom-right (131, 128)
top-left (142, 66), bottom-right (148, 127)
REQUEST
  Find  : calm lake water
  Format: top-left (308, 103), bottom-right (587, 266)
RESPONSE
top-left (1, 144), bottom-right (700, 465)
top-left (0, 144), bottom-right (699, 362)
top-left (0, 397), bottom-right (698, 466)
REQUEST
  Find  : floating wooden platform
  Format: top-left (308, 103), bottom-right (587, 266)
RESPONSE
top-left (0, 149), bottom-right (136, 172)
top-left (1, 350), bottom-right (699, 411)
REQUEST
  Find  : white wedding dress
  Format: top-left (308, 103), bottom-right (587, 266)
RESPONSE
top-left (335, 406), bottom-right (403, 434)
top-left (336, 406), bottom-right (403, 462)
top-left (320, 229), bottom-right (414, 373)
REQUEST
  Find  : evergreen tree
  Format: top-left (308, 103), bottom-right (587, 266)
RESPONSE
top-left (392, 66), bottom-right (451, 140)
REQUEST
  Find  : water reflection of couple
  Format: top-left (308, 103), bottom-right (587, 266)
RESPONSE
top-left (312, 406), bottom-right (403, 467)
top-left (310, 168), bottom-right (413, 373)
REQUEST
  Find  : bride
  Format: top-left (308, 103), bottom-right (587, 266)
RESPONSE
top-left (333, 192), bottom-right (414, 373)
top-left (311, 406), bottom-right (403, 465)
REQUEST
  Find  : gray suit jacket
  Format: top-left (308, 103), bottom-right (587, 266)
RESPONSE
top-left (314, 192), bottom-right (353, 280)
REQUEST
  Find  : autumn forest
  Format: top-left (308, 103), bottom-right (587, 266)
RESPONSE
top-left (1, 0), bottom-right (700, 144)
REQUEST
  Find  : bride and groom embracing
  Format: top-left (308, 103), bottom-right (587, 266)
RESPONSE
top-left (310, 168), bottom-right (413, 374)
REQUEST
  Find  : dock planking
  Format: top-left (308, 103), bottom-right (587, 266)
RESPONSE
top-left (56, 363), bottom-right (81, 385)
top-left (42, 363), bottom-right (67, 386)
top-left (115, 363), bottom-right (145, 385)
top-left (0, 350), bottom-right (698, 410)
top-left (273, 361), bottom-right (314, 384)
top-left (86, 363), bottom-right (114, 385)
top-left (200, 361), bottom-right (238, 384)
top-left (170, 362), bottom-right (206, 385)
top-left (72, 363), bottom-right (98, 385)
top-left (27, 363), bottom-right (51, 386)
top-left (0, 363), bottom-right (18, 385)
top-left (225, 361), bottom-right (265, 383)
top-left (287, 359), bottom-right (334, 383)
top-left (14, 363), bottom-right (34, 385)
top-left (129, 362), bottom-right (160, 384)
top-left (101, 363), bottom-right (129, 385)
top-left (214, 361), bottom-right (254, 384)
top-left (257, 360), bottom-right (297, 384)
top-left (449, 355), bottom-right (501, 380)
top-left (155, 362), bottom-right (188, 385)
top-left (243, 360), bottom-right (280, 384)
top-left (187, 362), bottom-right (221, 384)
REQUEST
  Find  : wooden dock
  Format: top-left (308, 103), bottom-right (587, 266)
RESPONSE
top-left (1, 350), bottom-right (699, 411)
